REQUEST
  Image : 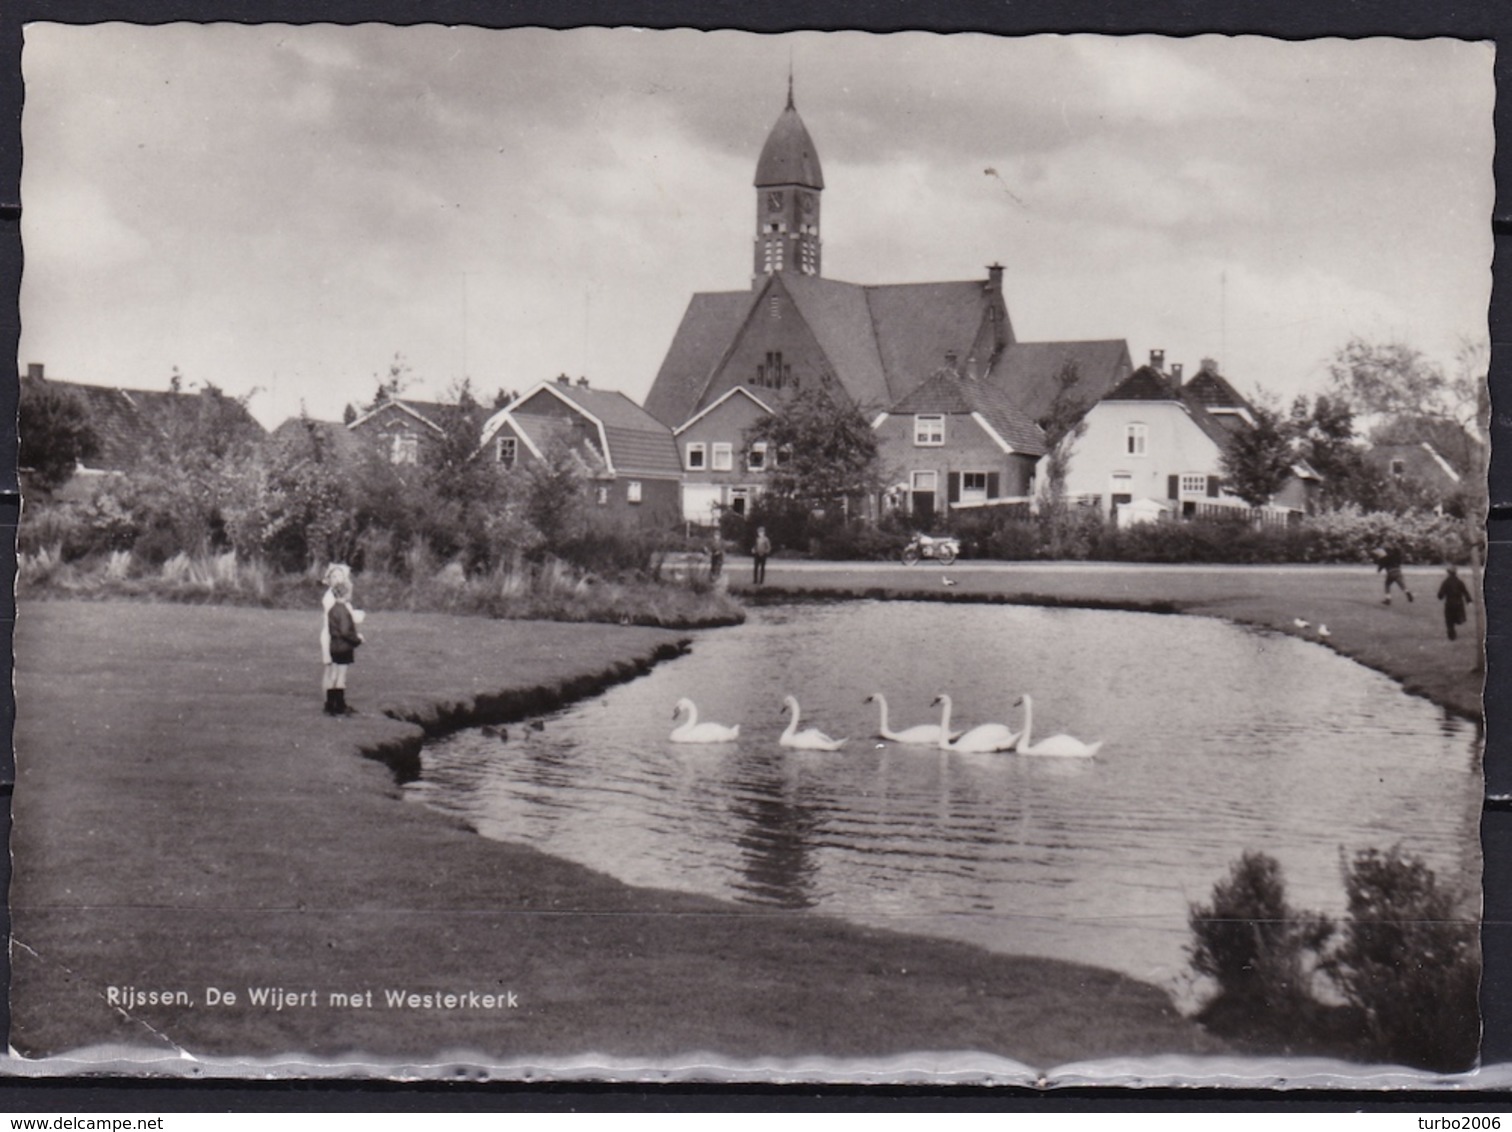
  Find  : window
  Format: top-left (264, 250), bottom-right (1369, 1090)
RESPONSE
top-left (627, 481), bottom-right (642, 504)
top-left (748, 442), bottom-right (768, 471)
top-left (1179, 473), bottom-right (1207, 496)
top-left (1391, 458), bottom-right (1406, 477)
top-left (1110, 472), bottom-right (1133, 507)
top-left (961, 471), bottom-right (989, 503)
top-left (685, 442), bottom-right (706, 471)
top-left (755, 351), bottom-right (789, 389)
top-left (775, 446), bottom-right (792, 467)
top-left (914, 414), bottom-right (945, 446)
top-left (496, 436), bottom-right (517, 468)
top-left (712, 443), bottom-right (733, 471)
top-left (595, 486), bottom-right (609, 506)
top-left (390, 432), bottom-right (418, 465)
top-left (1125, 423), bottom-right (1148, 457)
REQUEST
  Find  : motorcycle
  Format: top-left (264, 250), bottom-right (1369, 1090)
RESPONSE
top-left (901, 532), bottom-right (959, 566)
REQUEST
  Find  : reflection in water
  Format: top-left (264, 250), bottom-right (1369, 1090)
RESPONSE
top-left (408, 602), bottom-right (1481, 996)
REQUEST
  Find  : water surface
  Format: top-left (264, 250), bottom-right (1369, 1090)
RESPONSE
top-left (407, 602), bottom-right (1481, 998)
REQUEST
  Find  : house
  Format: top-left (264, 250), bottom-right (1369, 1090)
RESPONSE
top-left (642, 83), bottom-right (1132, 523)
top-left (1062, 353), bottom-right (1317, 523)
top-left (19, 362), bottom-right (264, 495)
top-left (345, 397), bottom-right (472, 468)
top-left (872, 360), bottom-right (1047, 521)
top-left (672, 387), bottom-right (777, 524)
top-left (1364, 440), bottom-right (1464, 498)
top-left (480, 375), bottom-right (682, 526)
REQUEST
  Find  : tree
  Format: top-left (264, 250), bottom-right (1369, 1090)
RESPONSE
top-left (367, 351), bottom-right (414, 410)
top-left (1220, 400), bottom-right (1294, 508)
top-left (1329, 337), bottom-right (1488, 659)
top-left (1035, 359), bottom-right (1091, 555)
top-left (744, 383), bottom-right (881, 517)
top-left (19, 380), bottom-right (99, 492)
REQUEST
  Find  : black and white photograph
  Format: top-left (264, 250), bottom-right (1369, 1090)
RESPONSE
top-left (8, 24), bottom-right (1493, 1086)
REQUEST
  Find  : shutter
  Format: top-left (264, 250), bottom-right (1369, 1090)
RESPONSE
top-left (947, 472), bottom-right (960, 504)
top-left (986, 472), bottom-right (1000, 499)
top-left (1167, 475), bottom-right (1179, 499)
top-left (1207, 475), bottom-right (1220, 498)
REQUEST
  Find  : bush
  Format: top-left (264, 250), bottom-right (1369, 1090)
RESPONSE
top-left (1188, 852), bottom-right (1336, 1048)
top-left (1325, 847), bottom-right (1479, 1071)
top-left (1190, 847), bottom-right (1480, 1069)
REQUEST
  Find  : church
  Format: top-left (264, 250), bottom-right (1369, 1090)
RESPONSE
top-left (642, 81), bottom-right (1133, 525)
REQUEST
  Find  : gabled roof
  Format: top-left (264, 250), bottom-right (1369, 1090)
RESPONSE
top-left (990, 339), bottom-right (1132, 429)
top-left (1101, 365), bottom-right (1238, 452)
top-left (888, 368), bottom-right (1047, 456)
top-left (1183, 368), bottom-right (1250, 411)
top-left (347, 398), bottom-right (456, 434)
top-left (21, 375), bottom-right (264, 472)
top-left (778, 273), bottom-right (891, 407)
top-left (484, 380), bottom-right (681, 479)
top-left (672, 387), bottom-right (775, 436)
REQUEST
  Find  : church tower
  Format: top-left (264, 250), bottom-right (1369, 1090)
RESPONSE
top-left (753, 77), bottom-right (824, 280)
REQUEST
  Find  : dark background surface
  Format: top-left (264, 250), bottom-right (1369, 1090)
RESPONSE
top-left (0, 0), bottom-right (1506, 1111)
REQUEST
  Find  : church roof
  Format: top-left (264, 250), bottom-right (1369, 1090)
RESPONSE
top-left (990, 339), bottom-right (1132, 430)
top-left (646, 273), bottom-right (1016, 428)
top-left (754, 91), bottom-right (824, 189)
top-left (644, 290), bottom-right (760, 428)
top-left (889, 368), bottom-right (1048, 456)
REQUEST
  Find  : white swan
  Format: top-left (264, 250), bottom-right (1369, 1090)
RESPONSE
top-left (670, 698), bottom-right (740, 744)
top-left (932, 694), bottom-right (1019, 753)
top-left (780, 695), bottom-right (847, 751)
top-left (1014, 694), bottom-right (1103, 758)
top-left (865, 693), bottom-right (961, 745)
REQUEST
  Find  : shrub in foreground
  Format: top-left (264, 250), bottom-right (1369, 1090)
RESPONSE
top-left (1189, 847), bottom-right (1479, 1070)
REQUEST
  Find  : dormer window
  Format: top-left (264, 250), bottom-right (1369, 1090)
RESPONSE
top-left (914, 414), bottom-right (945, 446)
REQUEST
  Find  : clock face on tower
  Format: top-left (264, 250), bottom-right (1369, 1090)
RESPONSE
top-left (766, 191), bottom-right (783, 213)
top-left (800, 191), bottom-right (815, 215)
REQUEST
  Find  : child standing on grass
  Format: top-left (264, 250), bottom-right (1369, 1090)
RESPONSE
top-left (1437, 564), bottom-right (1472, 641)
top-left (320, 564), bottom-right (365, 716)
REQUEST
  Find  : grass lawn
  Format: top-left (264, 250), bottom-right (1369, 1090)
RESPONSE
top-left (10, 600), bottom-right (1221, 1075)
top-left (733, 561), bottom-right (1483, 722)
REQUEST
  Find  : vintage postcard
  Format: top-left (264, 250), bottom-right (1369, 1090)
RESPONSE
top-left (8, 26), bottom-right (1492, 1085)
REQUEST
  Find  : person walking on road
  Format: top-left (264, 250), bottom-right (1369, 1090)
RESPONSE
top-left (752, 526), bottom-right (772, 585)
top-left (1374, 545), bottom-right (1413, 605)
top-left (1437, 564), bottom-right (1472, 641)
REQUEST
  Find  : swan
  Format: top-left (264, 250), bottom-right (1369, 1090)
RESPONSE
top-left (931, 694), bottom-right (1019, 753)
top-left (865, 693), bottom-right (961, 745)
top-left (1013, 694), bottom-right (1103, 758)
top-left (669, 698), bottom-right (740, 744)
top-left (1318, 624), bottom-right (1331, 639)
top-left (780, 696), bottom-right (847, 751)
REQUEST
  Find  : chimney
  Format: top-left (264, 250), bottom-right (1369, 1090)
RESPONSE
top-left (1170, 362), bottom-right (1184, 386)
top-left (555, 373), bottom-right (572, 387)
top-left (1149, 348), bottom-right (1165, 371)
top-left (576, 375), bottom-right (590, 389)
top-left (986, 262), bottom-right (1005, 291)
top-left (26, 362), bottom-right (43, 380)
top-left (944, 350), bottom-right (960, 374)
top-left (1199, 357), bottom-right (1218, 376)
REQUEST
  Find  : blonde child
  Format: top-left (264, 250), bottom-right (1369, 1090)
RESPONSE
top-left (320, 564), bottom-right (365, 715)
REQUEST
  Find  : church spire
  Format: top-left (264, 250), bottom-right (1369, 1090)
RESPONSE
top-left (753, 80), bottom-right (823, 280)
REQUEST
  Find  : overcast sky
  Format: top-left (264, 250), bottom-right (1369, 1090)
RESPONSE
top-left (18, 25), bottom-right (1494, 429)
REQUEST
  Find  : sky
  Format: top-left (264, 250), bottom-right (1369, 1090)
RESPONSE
top-left (17, 25), bottom-right (1495, 429)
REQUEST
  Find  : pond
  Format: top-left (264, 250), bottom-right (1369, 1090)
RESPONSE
top-left (405, 602), bottom-right (1482, 1000)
